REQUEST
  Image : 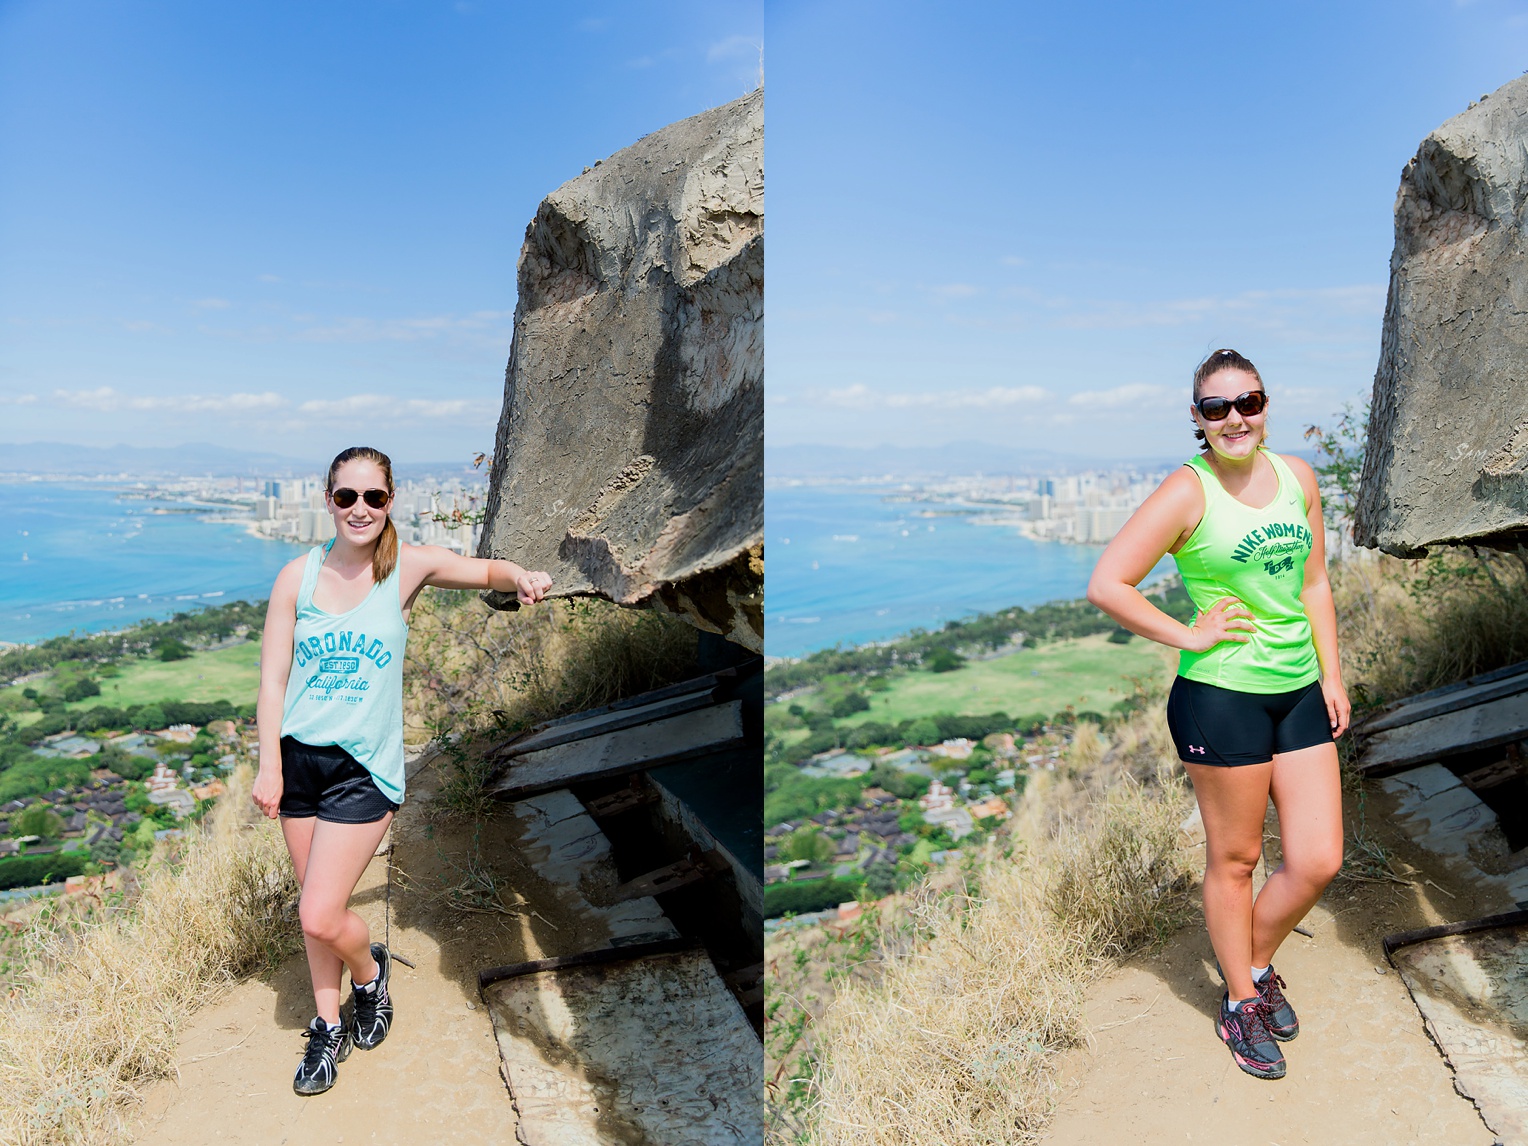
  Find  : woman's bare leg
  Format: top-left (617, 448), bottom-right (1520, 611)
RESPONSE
top-left (1252, 742), bottom-right (1343, 966)
top-left (282, 814), bottom-right (391, 1024)
top-left (1184, 760), bottom-right (1273, 1003)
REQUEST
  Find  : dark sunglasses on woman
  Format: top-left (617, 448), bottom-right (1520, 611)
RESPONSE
top-left (329, 487), bottom-right (390, 509)
top-left (1195, 391), bottom-right (1267, 421)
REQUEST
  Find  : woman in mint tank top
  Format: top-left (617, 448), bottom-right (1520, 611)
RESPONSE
top-left (1087, 350), bottom-right (1350, 1083)
top-left (250, 446), bottom-right (552, 1097)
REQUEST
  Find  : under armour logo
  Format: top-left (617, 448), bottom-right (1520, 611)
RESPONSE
top-left (1189, 745), bottom-right (1206, 754)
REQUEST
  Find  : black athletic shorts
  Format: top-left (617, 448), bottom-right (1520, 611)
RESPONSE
top-left (279, 737), bottom-right (400, 823)
top-left (1165, 677), bottom-right (1333, 767)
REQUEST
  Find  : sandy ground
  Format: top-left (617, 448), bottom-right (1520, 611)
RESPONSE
top-left (1040, 790), bottom-right (1504, 1146)
top-left (129, 754), bottom-right (612, 1145)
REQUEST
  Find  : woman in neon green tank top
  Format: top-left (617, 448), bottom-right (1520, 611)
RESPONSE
top-left (1088, 349), bottom-right (1350, 1082)
top-left (251, 446), bottom-right (552, 1096)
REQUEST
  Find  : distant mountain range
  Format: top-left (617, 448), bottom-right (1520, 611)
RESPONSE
top-left (0, 441), bottom-right (484, 481)
top-left (766, 441), bottom-right (1190, 479)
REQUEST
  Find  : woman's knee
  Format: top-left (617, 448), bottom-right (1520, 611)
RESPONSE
top-left (1288, 847), bottom-right (1344, 889)
top-left (1205, 844), bottom-right (1262, 880)
top-left (299, 897), bottom-right (346, 945)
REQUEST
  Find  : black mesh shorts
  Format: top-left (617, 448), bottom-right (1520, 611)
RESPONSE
top-left (279, 737), bottom-right (400, 823)
top-left (1165, 677), bottom-right (1333, 767)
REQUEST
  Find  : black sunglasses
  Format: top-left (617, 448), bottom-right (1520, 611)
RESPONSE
top-left (1194, 390), bottom-right (1267, 421)
top-left (329, 487), bottom-right (390, 509)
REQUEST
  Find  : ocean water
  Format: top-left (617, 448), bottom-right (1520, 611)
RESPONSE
top-left (765, 483), bottom-right (1171, 659)
top-left (0, 482), bottom-right (306, 644)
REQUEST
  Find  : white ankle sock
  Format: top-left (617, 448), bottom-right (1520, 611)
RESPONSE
top-left (1229, 997), bottom-right (1256, 1010)
top-left (1251, 964), bottom-right (1271, 983)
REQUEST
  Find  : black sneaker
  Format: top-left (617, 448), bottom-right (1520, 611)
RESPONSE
top-left (1214, 960), bottom-right (1299, 1042)
top-left (1255, 965), bottom-right (1299, 1042)
top-left (350, 942), bottom-right (393, 1051)
top-left (294, 1016), bottom-right (352, 1096)
top-left (1216, 995), bottom-right (1286, 1080)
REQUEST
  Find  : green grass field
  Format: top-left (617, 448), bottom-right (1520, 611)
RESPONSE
top-left (70, 641), bottom-right (263, 712)
top-left (838, 632), bottom-right (1176, 725)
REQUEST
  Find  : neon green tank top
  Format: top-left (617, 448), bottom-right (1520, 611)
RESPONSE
top-left (1172, 449), bottom-right (1320, 693)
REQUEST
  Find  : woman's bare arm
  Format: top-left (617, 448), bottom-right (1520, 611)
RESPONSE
top-left (252, 558), bottom-right (303, 819)
top-left (399, 544), bottom-right (551, 609)
top-left (1288, 455), bottom-right (1350, 735)
top-left (1086, 467), bottom-right (1255, 653)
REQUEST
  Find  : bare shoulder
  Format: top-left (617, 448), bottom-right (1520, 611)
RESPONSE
top-left (1275, 452), bottom-right (1320, 501)
top-left (1147, 463), bottom-right (1204, 514)
top-left (270, 554), bottom-right (307, 599)
top-left (1276, 452), bottom-right (1316, 481)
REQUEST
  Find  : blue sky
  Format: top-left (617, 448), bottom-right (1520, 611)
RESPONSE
top-left (766, 0), bottom-right (1528, 459)
top-left (0, 1), bottom-right (762, 463)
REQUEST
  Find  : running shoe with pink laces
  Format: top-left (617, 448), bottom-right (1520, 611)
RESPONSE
top-left (1254, 965), bottom-right (1298, 1041)
top-left (1215, 960), bottom-right (1299, 1042)
top-left (1216, 994), bottom-right (1286, 1080)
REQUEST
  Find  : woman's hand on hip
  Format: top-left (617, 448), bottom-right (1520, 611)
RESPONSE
top-left (1186, 597), bottom-right (1256, 653)
top-left (1321, 676), bottom-right (1351, 738)
top-left (251, 766), bottom-right (283, 820)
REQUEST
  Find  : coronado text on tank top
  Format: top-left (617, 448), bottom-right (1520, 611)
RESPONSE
top-left (281, 541), bottom-right (409, 803)
top-left (1172, 448), bottom-right (1321, 694)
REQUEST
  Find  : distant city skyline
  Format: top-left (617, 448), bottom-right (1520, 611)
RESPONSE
top-left (0, 2), bottom-right (762, 461)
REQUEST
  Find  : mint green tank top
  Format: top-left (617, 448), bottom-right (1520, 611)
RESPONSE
top-left (1172, 450), bottom-right (1321, 694)
top-left (281, 542), bottom-right (409, 803)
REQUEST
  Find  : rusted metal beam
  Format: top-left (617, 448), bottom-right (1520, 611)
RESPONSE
top-left (477, 936), bottom-right (696, 995)
top-left (1382, 909), bottom-right (1528, 961)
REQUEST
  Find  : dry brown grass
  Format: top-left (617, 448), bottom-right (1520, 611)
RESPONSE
top-left (404, 589), bottom-right (698, 736)
top-left (403, 590), bottom-right (698, 815)
top-left (1334, 546), bottom-right (1528, 709)
top-left (0, 765), bottom-right (300, 1145)
top-left (777, 709), bottom-right (1195, 1146)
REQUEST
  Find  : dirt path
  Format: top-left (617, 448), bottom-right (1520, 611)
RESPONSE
top-left (1040, 797), bottom-right (1502, 1146)
top-left (129, 752), bottom-right (613, 1145)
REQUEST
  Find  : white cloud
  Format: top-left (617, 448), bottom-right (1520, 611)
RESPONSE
top-left (256, 273), bottom-right (281, 283)
top-left (931, 283), bottom-right (979, 299)
top-left (295, 311), bottom-right (512, 344)
top-left (192, 298), bottom-right (231, 310)
top-left (1051, 284), bottom-right (1386, 332)
top-left (297, 394), bottom-right (496, 420)
top-left (1068, 383), bottom-right (1171, 406)
top-left (53, 387), bottom-right (289, 412)
top-left (0, 393), bottom-right (37, 405)
top-left (820, 383), bottom-right (1049, 409)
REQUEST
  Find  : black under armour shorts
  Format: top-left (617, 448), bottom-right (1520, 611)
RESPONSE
top-left (279, 737), bottom-right (400, 823)
top-left (1165, 677), bottom-right (1333, 767)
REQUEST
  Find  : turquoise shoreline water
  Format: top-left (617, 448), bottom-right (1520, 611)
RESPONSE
top-left (4, 480), bottom-right (1160, 655)
top-left (765, 483), bottom-right (1170, 659)
top-left (0, 482), bottom-right (305, 644)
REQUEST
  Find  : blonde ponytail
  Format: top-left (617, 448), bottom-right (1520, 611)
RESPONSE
top-left (374, 516), bottom-right (399, 583)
